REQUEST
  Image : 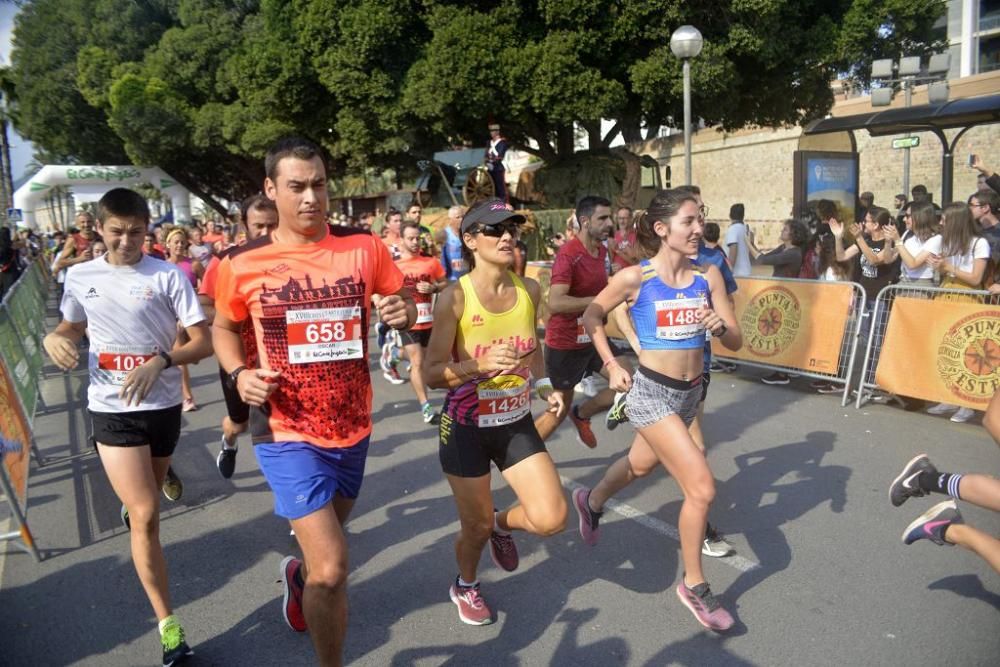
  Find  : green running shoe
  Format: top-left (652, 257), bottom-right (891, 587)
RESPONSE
top-left (162, 466), bottom-right (183, 502)
top-left (605, 391), bottom-right (628, 431)
top-left (160, 617), bottom-right (193, 667)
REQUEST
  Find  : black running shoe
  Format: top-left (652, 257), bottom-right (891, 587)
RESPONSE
top-left (889, 454), bottom-right (937, 507)
top-left (216, 437), bottom-right (237, 480)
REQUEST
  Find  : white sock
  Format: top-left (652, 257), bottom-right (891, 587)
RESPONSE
top-left (457, 576), bottom-right (478, 588)
top-left (222, 438), bottom-right (238, 450)
top-left (158, 614), bottom-right (178, 635)
top-left (493, 512), bottom-right (509, 535)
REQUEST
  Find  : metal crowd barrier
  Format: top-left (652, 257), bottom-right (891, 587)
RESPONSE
top-left (855, 284), bottom-right (1000, 408)
top-left (714, 277), bottom-right (868, 407)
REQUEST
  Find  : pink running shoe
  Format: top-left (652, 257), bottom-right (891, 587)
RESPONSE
top-left (449, 582), bottom-right (493, 625)
top-left (280, 556), bottom-right (307, 632)
top-left (675, 581), bottom-right (734, 631)
top-left (489, 526), bottom-right (519, 572)
top-left (572, 487), bottom-right (602, 546)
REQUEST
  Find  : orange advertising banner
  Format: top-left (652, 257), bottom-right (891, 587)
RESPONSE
top-left (711, 278), bottom-right (854, 374)
top-left (1, 360), bottom-right (32, 508)
top-left (875, 298), bottom-right (1000, 409)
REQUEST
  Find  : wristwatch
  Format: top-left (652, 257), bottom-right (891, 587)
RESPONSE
top-left (228, 365), bottom-right (248, 386)
top-left (157, 350), bottom-right (173, 369)
top-left (714, 322), bottom-right (728, 337)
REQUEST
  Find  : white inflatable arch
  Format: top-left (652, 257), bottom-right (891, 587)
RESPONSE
top-left (13, 165), bottom-right (192, 229)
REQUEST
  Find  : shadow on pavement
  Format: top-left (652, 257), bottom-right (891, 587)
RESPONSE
top-left (928, 574), bottom-right (1000, 611)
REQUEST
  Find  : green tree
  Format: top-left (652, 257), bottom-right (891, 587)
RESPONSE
top-left (9, 0), bottom-right (946, 207)
top-left (402, 0), bottom-right (945, 161)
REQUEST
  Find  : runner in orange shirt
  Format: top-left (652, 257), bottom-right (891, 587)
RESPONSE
top-left (211, 137), bottom-right (415, 666)
top-left (393, 219), bottom-right (447, 421)
top-left (198, 194), bottom-right (278, 479)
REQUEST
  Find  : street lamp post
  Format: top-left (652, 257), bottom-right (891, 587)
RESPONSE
top-left (871, 53), bottom-right (951, 201)
top-left (670, 25), bottom-right (703, 186)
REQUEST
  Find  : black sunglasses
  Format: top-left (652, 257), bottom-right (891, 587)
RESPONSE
top-left (475, 222), bottom-right (520, 238)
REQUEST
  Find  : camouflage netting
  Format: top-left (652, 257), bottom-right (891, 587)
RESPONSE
top-left (532, 152), bottom-right (626, 209)
top-left (522, 209), bottom-right (573, 261)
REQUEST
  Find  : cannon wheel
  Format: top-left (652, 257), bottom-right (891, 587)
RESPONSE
top-left (463, 166), bottom-right (496, 205)
top-left (415, 190), bottom-right (432, 209)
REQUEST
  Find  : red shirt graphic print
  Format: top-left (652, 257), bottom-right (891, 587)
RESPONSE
top-left (214, 227), bottom-right (403, 448)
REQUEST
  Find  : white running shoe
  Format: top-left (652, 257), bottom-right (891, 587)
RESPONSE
top-left (575, 374), bottom-right (600, 398)
top-left (927, 402), bottom-right (959, 416)
top-left (950, 407), bottom-right (975, 423)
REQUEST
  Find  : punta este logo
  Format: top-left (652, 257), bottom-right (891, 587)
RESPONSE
top-left (741, 286), bottom-right (801, 357)
top-left (936, 310), bottom-right (1000, 405)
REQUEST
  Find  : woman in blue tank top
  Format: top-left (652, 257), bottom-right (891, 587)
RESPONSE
top-left (577, 188), bottom-right (743, 631)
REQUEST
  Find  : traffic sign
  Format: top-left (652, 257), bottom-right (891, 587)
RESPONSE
top-left (891, 137), bottom-right (920, 149)
top-left (6, 208), bottom-right (23, 222)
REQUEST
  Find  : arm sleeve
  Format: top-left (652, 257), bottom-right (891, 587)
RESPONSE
top-left (59, 269), bottom-right (86, 323)
top-left (973, 237), bottom-right (991, 260)
top-left (987, 173), bottom-right (1000, 195)
top-left (213, 256), bottom-right (249, 323)
top-left (431, 260), bottom-right (446, 281)
top-left (168, 266), bottom-right (207, 327)
top-left (923, 235), bottom-right (942, 255)
top-left (549, 246), bottom-right (574, 286)
top-left (724, 225), bottom-right (741, 246)
top-left (198, 256), bottom-right (221, 298)
top-left (758, 247), bottom-right (800, 266)
top-left (372, 236), bottom-right (405, 296)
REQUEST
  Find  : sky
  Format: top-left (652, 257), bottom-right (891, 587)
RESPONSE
top-left (1, 3), bottom-right (36, 186)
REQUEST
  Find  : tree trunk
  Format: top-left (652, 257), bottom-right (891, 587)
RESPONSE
top-left (620, 117), bottom-right (644, 145)
top-left (613, 148), bottom-right (642, 210)
top-left (581, 120), bottom-right (602, 150)
top-left (0, 119), bottom-right (10, 219)
top-left (521, 117), bottom-right (558, 163)
top-left (0, 120), bottom-right (12, 203)
top-left (555, 125), bottom-right (575, 159)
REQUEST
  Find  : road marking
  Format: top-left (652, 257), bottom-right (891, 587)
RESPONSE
top-left (560, 476), bottom-right (761, 573)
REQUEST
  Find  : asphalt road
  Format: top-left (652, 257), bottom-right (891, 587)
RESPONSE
top-left (2, 336), bottom-right (998, 666)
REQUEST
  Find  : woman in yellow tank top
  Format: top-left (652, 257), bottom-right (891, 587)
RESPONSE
top-left (424, 199), bottom-right (566, 626)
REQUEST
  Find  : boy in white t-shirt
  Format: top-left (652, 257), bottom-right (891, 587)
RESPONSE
top-left (724, 203), bottom-right (751, 276)
top-left (43, 188), bottom-right (212, 667)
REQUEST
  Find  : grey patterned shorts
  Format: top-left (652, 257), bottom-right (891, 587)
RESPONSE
top-left (625, 367), bottom-right (703, 429)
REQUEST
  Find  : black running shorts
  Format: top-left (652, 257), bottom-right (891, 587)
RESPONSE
top-left (700, 371), bottom-right (711, 403)
top-left (218, 365), bottom-right (250, 424)
top-left (438, 412), bottom-right (548, 478)
top-left (89, 404), bottom-right (183, 458)
top-left (543, 344), bottom-right (623, 391)
top-left (399, 328), bottom-right (432, 348)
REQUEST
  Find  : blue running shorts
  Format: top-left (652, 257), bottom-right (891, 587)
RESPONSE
top-left (254, 437), bottom-right (370, 520)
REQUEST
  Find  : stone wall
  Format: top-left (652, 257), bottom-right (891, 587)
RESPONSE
top-left (631, 71), bottom-right (1000, 249)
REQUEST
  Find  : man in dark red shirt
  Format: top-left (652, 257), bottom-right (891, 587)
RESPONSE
top-left (535, 196), bottom-right (632, 448)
